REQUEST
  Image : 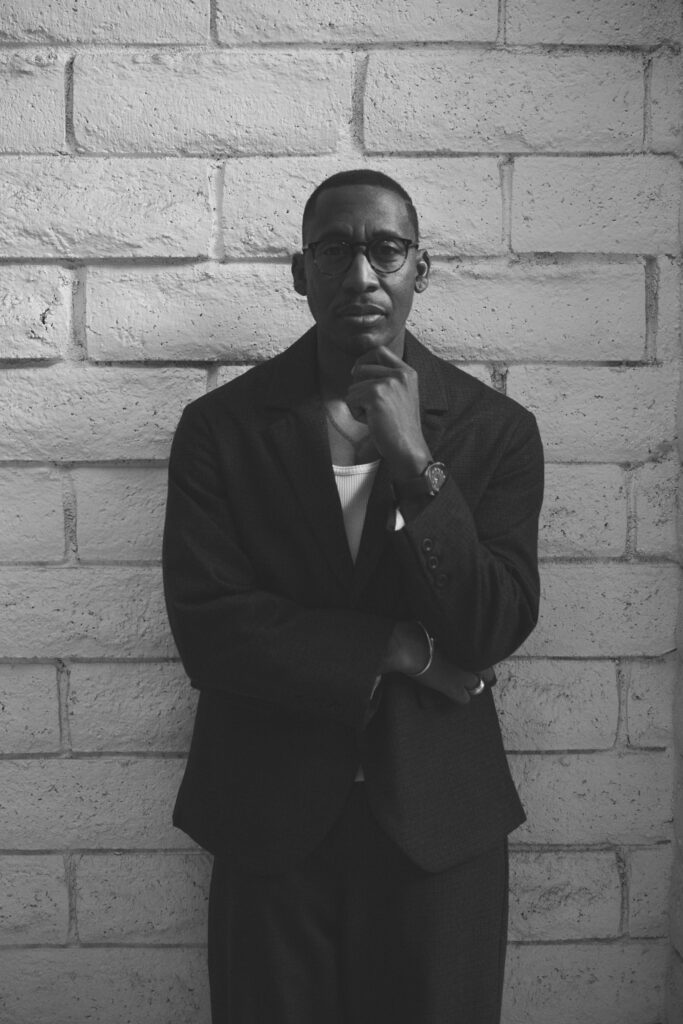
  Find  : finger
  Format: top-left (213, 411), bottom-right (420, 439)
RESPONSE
top-left (351, 363), bottom-right (403, 380)
top-left (353, 346), bottom-right (407, 370)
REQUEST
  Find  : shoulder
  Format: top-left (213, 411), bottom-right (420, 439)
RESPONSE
top-left (178, 329), bottom-right (316, 430)
top-left (411, 335), bottom-right (537, 435)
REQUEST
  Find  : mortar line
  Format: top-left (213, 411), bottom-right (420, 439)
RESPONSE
top-left (499, 155), bottom-right (514, 252)
top-left (497, 0), bottom-right (507, 46)
top-left (206, 365), bottom-right (220, 391)
top-left (0, 40), bottom-right (672, 54)
top-left (70, 264), bottom-right (88, 360)
top-left (209, 0), bottom-right (219, 45)
top-left (208, 161), bottom-right (226, 261)
top-left (64, 851), bottom-right (79, 944)
top-left (64, 54), bottom-right (76, 153)
top-left (490, 364), bottom-right (508, 394)
top-left (55, 658), bottom-right (72, 752)
top-left (614, 659), bottom-right (630, 748)
top-left (351, 51), bottom-right (370, 155)
top-left (60, 469), bottom-right (79, 564)
top-left (0, 147), bottom-right (666, 159)
top-left (644, 256), bottom-right (659, 361)
top-left (615, 845), bottom-right (630, 936)
top-left (624, 466), bottom-right (638, 559)
top-left (643, 53), bottom-right (654, 150)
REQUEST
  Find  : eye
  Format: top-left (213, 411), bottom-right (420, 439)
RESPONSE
top-left (317, 240), bottom-right (348, 258)
top-left (372, 239), bottom-right (403, 259)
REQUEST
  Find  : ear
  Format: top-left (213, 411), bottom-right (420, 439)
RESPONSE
top-left (414, 249), bottom-right (430, 293)
top-left (291, 252), bottom-right (307, 296)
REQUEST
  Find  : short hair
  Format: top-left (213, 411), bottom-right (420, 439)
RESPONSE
top-left (302, 169), bottom-right (419, 243)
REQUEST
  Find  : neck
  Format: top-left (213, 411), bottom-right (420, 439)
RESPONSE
top-left (316, 330), bottom-right (406, 397)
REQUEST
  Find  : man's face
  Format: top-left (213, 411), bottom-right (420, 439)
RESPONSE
top-left (292, 184), bottom-right (430, 359)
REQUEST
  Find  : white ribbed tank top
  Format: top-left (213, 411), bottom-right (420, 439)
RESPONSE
top-left (332, 460), bottom-right (380, 562)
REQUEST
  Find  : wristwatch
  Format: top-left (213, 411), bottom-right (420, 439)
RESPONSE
top-left (397, 461), bottom-right (447, 499)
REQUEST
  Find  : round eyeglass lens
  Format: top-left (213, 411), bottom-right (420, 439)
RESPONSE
top-left (314, 238), bottom-right (409, 275)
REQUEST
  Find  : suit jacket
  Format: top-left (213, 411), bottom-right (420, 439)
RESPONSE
top-left (163, 328), bottom-right (544, 874)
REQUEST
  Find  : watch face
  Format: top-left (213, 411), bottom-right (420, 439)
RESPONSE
top-left (426, 462), bottom-right (447, 494)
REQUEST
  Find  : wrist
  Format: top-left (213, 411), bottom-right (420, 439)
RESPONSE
top-left (380, 620), bottom-right (432, 676)
top-left (386, 443), bottom-right (432, 485)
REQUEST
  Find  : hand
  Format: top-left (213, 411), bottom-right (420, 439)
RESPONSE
top-left (414, 648), bottom-right (471, 706)
top-left (380, 623), bottom-right (472, 707)
top-left (346, 347), bottom-right (432, 482)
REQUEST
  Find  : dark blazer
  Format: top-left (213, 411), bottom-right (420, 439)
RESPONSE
top-left (163, 328), bottom-right (544, 874)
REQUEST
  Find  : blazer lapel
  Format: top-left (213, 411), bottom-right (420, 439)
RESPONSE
top-left (263, 328), bottom-right (451, 599)
top-left (265, 330), bottom-right (355, 594)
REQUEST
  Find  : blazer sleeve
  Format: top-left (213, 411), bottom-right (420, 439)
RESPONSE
top-left (394, 408), bottom-right (544, 670)
top-left (162, 402), bottom-right (395, 731)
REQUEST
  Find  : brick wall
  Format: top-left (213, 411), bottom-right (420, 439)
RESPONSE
top-left (0, 2), bottom-right (680, 1021)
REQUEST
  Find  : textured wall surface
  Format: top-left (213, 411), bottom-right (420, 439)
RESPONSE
top-left (0, 2), bottom-right (681, 1022)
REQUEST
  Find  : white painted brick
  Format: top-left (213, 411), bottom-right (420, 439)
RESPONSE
top-left (0, 567), bottom-right (173, 659)
top-left (222, 156), bottom-right (504, 257)
top-left (0, 0), bottom-right (209, 43)
top-left (217, 0), bottom-right (498, 43)
top-left (73, 467), bottom-right (166, 561)
top-left (0, 664), bottom-right (60, 753)
top-left (0, 467), bottom-right (64, 561)
top-left (417, 259), bottom-right (646, 363)
top-left (674, 787), bottom-right (683, 852)
top-left (496, 659), bottom-right (618, 751)
top-left (214, 364), bottom-right (253, 387)
top-left (512, 156), bottom-right (681, 255)
top-left (507, 0), bottom-right (682, 45)
top-left (511, 751), bottom-right (673, 845)
top-left (509, 850), bottom-right (621, 940)
top-left (521, 563), bottom-right (679, 658)
top-left (76, 852), bottom-right (209, 943)
top-left (75, 50), bottom-right (352, 156)
top-left (0, 51), bottom-right (64, 153)
top-left (503, 942), bottom-right (667, 1024)
top-left (670, 852), bottom-right (683, 954)
top-left (0, 265), bottom-right (71, 359)
top-left (0, 758), bottom-right (187, 849)
top-left (0, 157), bottom-right (211, 258)
top-left (624, 654), bottom-right (676, 748)
top-left (365, 51), bottom-right (643, 154)
top-left (507, 365), bottom-right (678, 462)
top-left (68, 662), bottom-right (195, 752)
top-left (86, 264), bottom-right (311, 362)
top-left (669, 940), bottom-right (683, 1020)
top-left (0, 948), bottom-right (209, 1024)
top-left (540, 464), bottom-right (627, 557)
top-left (634, 455), bottom-right (679, 557)
top-left (455, 364), bottom-right (494, 388)
top-left (0, 365), bottom-right (206, 461)
top-left (629, 844), bottom-right (672, 937)
top-left (651, 52), bottom-right (683, 154)
top-left (655, 256), bottom-right (681, 362)
top-left (0, 855), bottom-right (67, 944)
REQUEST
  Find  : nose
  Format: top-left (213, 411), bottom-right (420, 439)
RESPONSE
top-left (342, 247), bottom-right (379, 291)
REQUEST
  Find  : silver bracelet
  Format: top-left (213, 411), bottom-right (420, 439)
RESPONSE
top-left (410, 621), bottom-right (434, 677)
top-left (466, 677), bottom-right (486, 696)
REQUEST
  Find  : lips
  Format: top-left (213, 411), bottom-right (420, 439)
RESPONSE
top-left (336, 305), bottom-right (386, 325)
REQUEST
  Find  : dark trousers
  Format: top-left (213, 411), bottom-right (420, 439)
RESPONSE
top-left (208, 783), bottom-right (509, 1024)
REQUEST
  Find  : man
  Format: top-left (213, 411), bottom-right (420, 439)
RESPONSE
top-left (163, 169), bottom-right (544, 1023)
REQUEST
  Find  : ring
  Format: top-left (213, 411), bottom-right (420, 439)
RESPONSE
top-left (466, 678), bottom-right (486, 696)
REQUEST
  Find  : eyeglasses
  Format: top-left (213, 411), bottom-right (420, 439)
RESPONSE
top-left (303, 236), bottom-right (418, 277)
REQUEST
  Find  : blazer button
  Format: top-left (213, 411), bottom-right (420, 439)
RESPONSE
top-left (435, 573), bottom-right (448, 588)
top-left (427, 555), bottom-right (439, 570)
top-left (421, 538), bottom-right (434, 552)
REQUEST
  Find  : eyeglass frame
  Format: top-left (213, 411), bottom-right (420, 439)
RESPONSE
top-left (302, 235), bottom-right (420, 277)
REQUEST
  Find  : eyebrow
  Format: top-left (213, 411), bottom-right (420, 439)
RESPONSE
top-left (314, 230), bottom-right (408, 242)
